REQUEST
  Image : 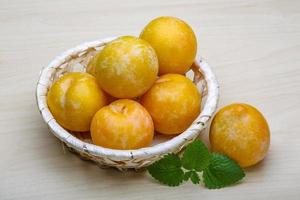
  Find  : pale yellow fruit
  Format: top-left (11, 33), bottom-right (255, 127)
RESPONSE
top-left (141, 74), bottom-right (201, 135)
top-left (47, 72), bottom-right (108, 132)
top-left (140, 16), bottom-right (197, 75)
top-left (94, 36), bottom-right (159, 98)
top-left (90, 99), bottom-right (154, 150)
top-left (210, 103), bottom-right (270, 168)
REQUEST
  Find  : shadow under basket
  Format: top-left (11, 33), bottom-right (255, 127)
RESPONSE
top-left (36, 37), bottom-right (219, 170)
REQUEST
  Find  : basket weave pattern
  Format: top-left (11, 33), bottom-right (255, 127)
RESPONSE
top-left (36, 37), bottom-right (219, 170)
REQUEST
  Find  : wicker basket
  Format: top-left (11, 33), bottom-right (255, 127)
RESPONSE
top-left (36, 37), bottom-right (219, 170)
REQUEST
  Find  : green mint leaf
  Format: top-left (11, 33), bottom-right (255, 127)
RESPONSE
top-left (183, 171), bottom-right (192, 181)
top-left (190, 171), bottom-right (200, 184)
top-left (181, 140), bottom-right (211, 171)
top-left (183, 170), bottom-right (200, 184)
top-left (148, 154), bottom-right (184, 186)
top-left (203, 153), bottom-right (245, 189)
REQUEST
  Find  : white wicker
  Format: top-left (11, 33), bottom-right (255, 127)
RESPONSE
top-left (36, 37), bottom-right (219, 170)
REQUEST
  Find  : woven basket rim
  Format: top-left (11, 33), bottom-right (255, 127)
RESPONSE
top-left (36, 37), bottom-right (219, 160)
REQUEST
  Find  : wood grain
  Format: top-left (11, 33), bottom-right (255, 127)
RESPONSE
top-left (1, 0), bottom-right (300, 199)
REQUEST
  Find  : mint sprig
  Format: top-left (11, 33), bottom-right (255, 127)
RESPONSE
top-left (147, 139), bottom-right (245, 189)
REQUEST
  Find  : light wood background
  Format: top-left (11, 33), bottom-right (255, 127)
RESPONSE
top-left (1, 0), bottom-right (300, 199)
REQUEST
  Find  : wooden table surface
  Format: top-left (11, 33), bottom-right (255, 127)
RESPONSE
top-left (1, 0), bottom-right (300, 199)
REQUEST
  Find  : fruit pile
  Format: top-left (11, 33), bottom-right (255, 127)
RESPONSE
top-left (47, 16), bottom-right (270, 170)
top-left (47, 16), bottom-right (200, 150)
